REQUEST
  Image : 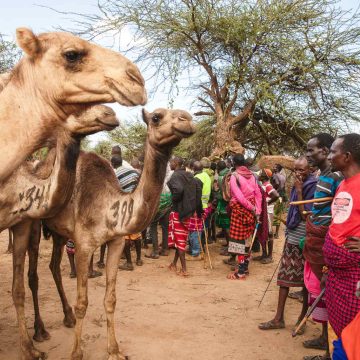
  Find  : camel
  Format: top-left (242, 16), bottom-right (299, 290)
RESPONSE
top-left (0, 27), bottom-right (146, 181)
top-left (2, 105), bottom-right (118, 360)
top-left (22, 108), bottom-right (195, 360)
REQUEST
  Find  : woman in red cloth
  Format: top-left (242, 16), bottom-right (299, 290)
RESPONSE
top-left (227, 154), bottom-right (262, 279)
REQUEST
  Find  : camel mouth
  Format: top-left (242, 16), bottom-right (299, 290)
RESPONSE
top-left (173, 126), bottom-right (196, 138)
top-left (107, 78), bottom-right (147, 106)
top-left (96, 117), bottom-right (119, 130)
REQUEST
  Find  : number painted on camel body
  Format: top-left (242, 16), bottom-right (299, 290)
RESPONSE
top-left (109, 198), bottom-right (134, 228)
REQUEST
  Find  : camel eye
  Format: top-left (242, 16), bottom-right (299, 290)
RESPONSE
top-left (152, 114), bottom-right (161, 124)
top-left (64, 51), bottom-right (83, 63)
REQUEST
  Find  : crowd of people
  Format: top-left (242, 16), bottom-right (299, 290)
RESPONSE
top-left (66, 132), bottom-right (360, 360)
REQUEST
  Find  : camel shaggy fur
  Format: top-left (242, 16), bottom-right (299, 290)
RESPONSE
top-left (0, 28), bottom-right (146, 181)
top-left (24, 108), bottom-right (195, 360)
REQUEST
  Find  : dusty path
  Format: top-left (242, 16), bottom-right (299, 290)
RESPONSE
top-left (0, 229), bottom-right (322, 359)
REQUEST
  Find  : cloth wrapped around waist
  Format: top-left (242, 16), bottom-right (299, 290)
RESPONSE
top-left (303, 217), bottom-right (328, 280)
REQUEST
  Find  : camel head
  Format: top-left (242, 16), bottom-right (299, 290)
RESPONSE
top-left (142, 108), bottom-right (195, 150)
top-left (64, 105), bottom-right (118, 135)
top-left (14, 28), bottom-right (147, 112)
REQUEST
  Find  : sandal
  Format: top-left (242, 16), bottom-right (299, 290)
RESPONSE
top-left (177, 269), bottom-right (190, 277)
top-left (223, 258), bottom-right (236, 266)
top-left (168, 263), bottom-right (177, 272)
top-left (159, 249), bottom-right (169, 256)
top-left (258, 320), bottom-right (285, 330)
top-left (145, 253), bottom-right (159, 259)
top-left (303, 338), bottom-right (327, 350)
top-left (252, 255), bottom-right (266, 261)
top-left (293, 321), bottom-right (306, 335)
top-left (288, 290), bottom-right (303, 300)
top-left (227, 272), bottom-right (245, 280)
top-left (303, 356), bottom-right (331, 360)
top-left (260, 257), bottom-right (274, 264)
top-left (136, 259), bottom-right (143, 266)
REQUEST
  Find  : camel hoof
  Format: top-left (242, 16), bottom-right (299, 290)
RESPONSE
top-left (33, 328), bottom-right (51, 342)
top-left (108, 354), bottom-right (129, 360)
top-left (63, 313), bottom-right (76, 328)
top-left (21, 347), bottom-right (47, 360)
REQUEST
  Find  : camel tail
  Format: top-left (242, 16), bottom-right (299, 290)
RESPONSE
top-left (41, 221), bottom-right (53, 240)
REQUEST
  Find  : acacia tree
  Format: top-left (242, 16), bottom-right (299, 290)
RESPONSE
top-left (76, 0), bottom-right (360, 155)
top-left (0, 34), bottom-right (20, 73)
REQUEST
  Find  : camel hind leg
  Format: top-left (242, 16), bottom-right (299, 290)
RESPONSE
top-left (28, 220), bottom-right (51, 342)
top-left (12, 220), bottom-right (46, 360)
top-left (49, 232), bottom-right (76, 328)
top-left (104, 238), bottom-right (128, 360)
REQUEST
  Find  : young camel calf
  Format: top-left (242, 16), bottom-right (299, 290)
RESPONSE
top-left (24, 108), bottom-right (195, 360)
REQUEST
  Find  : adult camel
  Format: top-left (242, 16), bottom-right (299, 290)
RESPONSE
top-left (24, 108), bottom-right (195, 360)
top-left (2, 105), bottom-right (118, 360)
top-left (0, 27), bottom-right (146, 181)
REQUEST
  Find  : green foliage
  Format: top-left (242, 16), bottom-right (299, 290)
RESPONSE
top-left (174, 117), bottom-right (215, 159)
top-left (91, 139), bottom-right (113, 160)
top-left (107, 120), bottom-right (147, 160)
top-left (0, 34), bottom-right (20, 73)
top-left (77, 0), bottom-right (360, 156)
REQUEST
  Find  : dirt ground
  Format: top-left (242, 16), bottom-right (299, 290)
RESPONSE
top-left (0, 228), bottom-right (323, 360)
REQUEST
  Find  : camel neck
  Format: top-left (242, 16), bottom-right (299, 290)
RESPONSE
top-left (0, 77), bottom-right (66, 181)
top-left (112, 140), bottom-right (170, 235)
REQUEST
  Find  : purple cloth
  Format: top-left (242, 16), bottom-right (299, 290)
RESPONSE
top-left (286, 175), bottom-right (317, 230)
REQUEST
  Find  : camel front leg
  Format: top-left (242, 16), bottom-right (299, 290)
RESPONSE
top-left (27, 220), bottom-right (50, 342)
top-left (104, 238), bottom-right (127, 360)
top-left (7, 228), bottom-right (13, 253)
top-left (71, 248), bottom-right (92, 360)
top-left (12, 220), bottom-right (46, 360)
top-left (49, 233), bottom-right (76, 328)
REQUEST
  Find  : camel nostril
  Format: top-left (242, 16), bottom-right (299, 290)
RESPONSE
top-left (126, 68), bottom-right (145, 87)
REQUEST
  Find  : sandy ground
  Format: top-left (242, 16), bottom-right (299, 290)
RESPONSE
top-left (0, 228), bottom-right (324, 360)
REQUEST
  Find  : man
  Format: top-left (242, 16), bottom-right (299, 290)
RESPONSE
top-left (111, 154), bottom-right (143, 271)
top-left (303, 133), bottom-right (343, 359)
top-left (145, 164), bottom-right (173, 258)
top-left (167, 157), bottom-right (202, 276)
top-left (226, 153), bottom-right (262, 280)
top-left (272, 163), bottom-right (287, 239)
top-left (215, 161), bottom-right (231, 255)
top-left (255, 169), bottom-right (279, 264)
top-left (323, 133), bottom-right (360, 338)
top-left (259, 157), bottom-right (316, 330)
top-left (193, 161), bottom-right (213, 247)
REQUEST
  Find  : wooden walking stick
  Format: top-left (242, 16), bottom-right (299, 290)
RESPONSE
top-left (247, 223), bottom-right (260, 256)
top-left (202, 219), bottom-right (213, 270)
top-left (196, 227), bottom-right (207, 269)
top-left (290, 197), bottom-right (333, 206)
top-left (292, 288), bottom-right (326, 337)
top-left (258, 257), bottom-right (282, 308)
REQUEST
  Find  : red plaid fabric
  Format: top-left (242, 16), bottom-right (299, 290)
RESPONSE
top-left (229, 200), bottom-right (256, 241)
top-left (323, 232), bottom-right (360, 337)
top-left (188, 214), bottom-right (203, 232)
top-left (168, 211), bottom-right (190, 251)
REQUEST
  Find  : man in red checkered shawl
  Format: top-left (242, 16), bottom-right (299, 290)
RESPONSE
top-left (323, 133), bottom-right (360, 337)
top-left (227, 153), bottom-right (262, 280)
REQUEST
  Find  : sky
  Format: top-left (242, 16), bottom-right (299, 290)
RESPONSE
top-left (1, 0), bottom-right (359, 143)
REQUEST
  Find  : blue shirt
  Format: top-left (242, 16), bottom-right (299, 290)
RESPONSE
top-left (310, 166), bottom-right (343, 226)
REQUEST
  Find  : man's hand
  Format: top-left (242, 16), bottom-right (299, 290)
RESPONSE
top-left (256, 214), bottom-right (261, 224)
top-left (345, 236), bottom-right (360, 253)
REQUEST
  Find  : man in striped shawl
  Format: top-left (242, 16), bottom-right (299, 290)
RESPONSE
top-left (259, 157), bottom-right (316, 331)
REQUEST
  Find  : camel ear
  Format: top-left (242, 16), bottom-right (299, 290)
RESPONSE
top-left (142, 108), bottom-right (150, 125)
top-left (16, 28), bottom-right (41, 58)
